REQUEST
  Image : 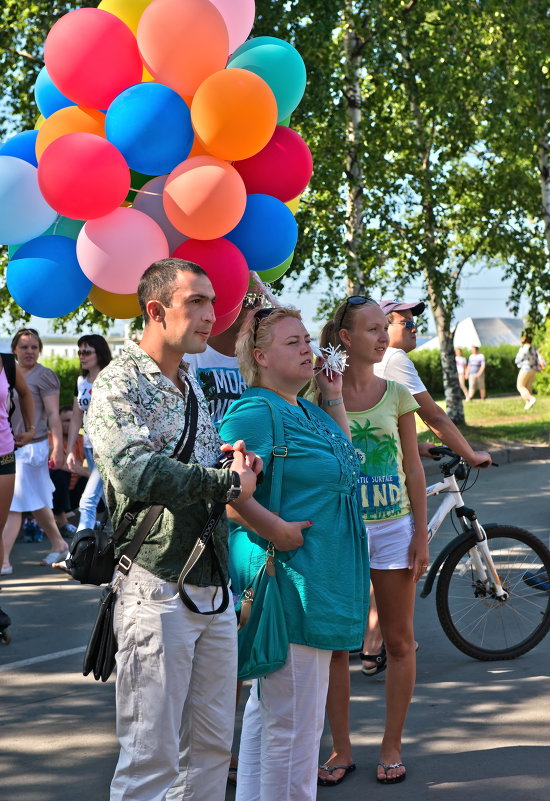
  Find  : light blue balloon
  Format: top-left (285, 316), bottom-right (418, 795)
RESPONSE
top-left (228, 38), bottom-right (306, 121)
top-left (0, 131), bottom-right (39, 167)
top-left (0, 156), bottom-right (57, 246)
top-left (225, 194), bottom-right (298, 272)
top-left (8, 236), bottom-right (92, 317)
top-left (34, 65), bottom-right (76, 118)
top-left (8, 215), bottom-right (85, 258)
top-left (106, 83), bottom-right (193, 176)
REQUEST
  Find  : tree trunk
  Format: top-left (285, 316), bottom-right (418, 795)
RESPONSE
top-left (342, 2), bottom-right (366, 296)
top-left (428, 290), bottom-right (465, 425)
top-left (536, 109), bottom-right (550, 262)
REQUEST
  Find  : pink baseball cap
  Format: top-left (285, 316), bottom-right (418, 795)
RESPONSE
top-left (379, 299), bottom-right (426, 316)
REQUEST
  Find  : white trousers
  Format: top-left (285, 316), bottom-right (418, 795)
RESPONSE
top-left (236, 643), bottom-right (332, 801)
top-left (111, 564), bottom-right (237, 801)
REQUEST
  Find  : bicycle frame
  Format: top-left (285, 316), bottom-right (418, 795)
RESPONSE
top-left (421, 469), bottom-right (509, 601)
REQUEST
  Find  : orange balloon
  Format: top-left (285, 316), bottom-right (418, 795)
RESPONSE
top-left (163, 156), bottom-right (246, 240)
top-left (34, 114), bottom-right (45, 130)
top-left (188, 134), bottom-right (211, 158)
top-left (137, 0), bottom-right (229, 97)
top-left (36, 107), bottom-right (106, 160)
top-left (89, 284), bottom-right (141, 318)
top-left (191, 69), bottom-right (278, 161)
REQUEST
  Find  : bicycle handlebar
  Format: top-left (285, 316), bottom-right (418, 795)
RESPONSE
top-left (428, 446), bottom-right (497, 471)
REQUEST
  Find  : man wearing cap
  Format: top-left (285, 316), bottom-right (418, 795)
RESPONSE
top-left (374, 299), bottom-right (491, 468)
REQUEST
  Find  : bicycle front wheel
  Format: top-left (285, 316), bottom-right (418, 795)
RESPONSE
top-left (436, 525), bottom-right (550, 660)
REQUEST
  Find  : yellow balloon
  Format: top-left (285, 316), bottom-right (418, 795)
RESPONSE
top-left (34, 114), bottom-right (45, 130)
top-left (98, 0), bottom-right (155, 35)
top-left (286, 195), bottom-right (301, 214)
top-left (89, 285), bottom-right (141, 319)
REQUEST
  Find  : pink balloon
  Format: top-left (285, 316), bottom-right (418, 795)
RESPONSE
top-left (77, 207), bottom-right (169, 294)
top-left (233, 126), bottom-right (313, 202)
top-left (172, 237), bottom-right (249, 316)
top-left (210, 302), bottom-right (242, 336)
top-left (209, 0), bottom-right (255, 54)
top-left (132, 175), bottom-right (188, 254)
top-left (38, 132), bottom-right (130, 220)
top-left (44, 9), bottom-right (143, 109)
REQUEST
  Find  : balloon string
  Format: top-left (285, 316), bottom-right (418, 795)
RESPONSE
top-left (249, 271), bottom-right (280, 307)
top-left (129, 187), bottom-right (163, 197)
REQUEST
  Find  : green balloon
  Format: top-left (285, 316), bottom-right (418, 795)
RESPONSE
top-left (256, 252), bottom-right (294, 283)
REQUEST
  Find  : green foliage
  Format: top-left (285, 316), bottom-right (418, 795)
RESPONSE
top-left (532, 320), bottom-right (550, 396)
top-left (41, 355), bottom-right (79, 407)
top-left (410, 345), bottom-right (538, 398)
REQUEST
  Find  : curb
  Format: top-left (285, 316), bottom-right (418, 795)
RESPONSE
top-left (424, 444), bottom-right (550, 477)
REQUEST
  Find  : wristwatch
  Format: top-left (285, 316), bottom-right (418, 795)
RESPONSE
top-left (225, 471), bottom-right (242, 503)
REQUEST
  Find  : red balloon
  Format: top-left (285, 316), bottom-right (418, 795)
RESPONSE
top-left (38, 132), bottom-right (130, 220)
top-left (210, 302), bottom-right (242, 336)
top-left (233, 126), bottom-right (313, 202)
top-left (44, 8), bottom-right (143, 109)
top-left (173, 238), bottom-right (249, 316)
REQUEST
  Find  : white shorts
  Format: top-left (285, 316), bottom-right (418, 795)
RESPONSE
top-left (10, 440), bottom-right (55, 513)
top-left (366, 514), bottom-right (414, 570)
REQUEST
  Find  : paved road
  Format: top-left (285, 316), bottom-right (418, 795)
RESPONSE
top-left (1, 459), bottom-right (549, 801)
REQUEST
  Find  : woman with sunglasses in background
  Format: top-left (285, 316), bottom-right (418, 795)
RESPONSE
top-left (65, 335), bottom-right (112, 532)
top-left (218, 306), bottom-right (369, 801)
top-left (1, 329), bottom-right (69, 571)
top-left (317, 297), bottom-right (428, 787)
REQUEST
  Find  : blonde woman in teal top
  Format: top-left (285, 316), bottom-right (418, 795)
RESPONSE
top-left (219, 306), bottom-right (368, 801)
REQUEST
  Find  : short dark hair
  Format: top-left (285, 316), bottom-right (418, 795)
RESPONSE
top-left (77, 334), bottom-right (112, 373)
top-left (60, 404), bottom-right (73, 414)
top-left (137, 258), bottom-right (208, 324)
top-left (11, 327), bottom-right (43, 353)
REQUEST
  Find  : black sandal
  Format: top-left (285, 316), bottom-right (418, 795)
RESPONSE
top-left (360, 646), bottom-right (387, 676)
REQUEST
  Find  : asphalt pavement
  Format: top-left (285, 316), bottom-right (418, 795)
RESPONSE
top-left (1, 457), bottom-right (549, 801)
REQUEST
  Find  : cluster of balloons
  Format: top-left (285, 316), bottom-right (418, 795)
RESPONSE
top-left (0, 0), bottom-right (313, 329)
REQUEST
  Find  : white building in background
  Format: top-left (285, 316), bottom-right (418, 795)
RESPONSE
top-left (416, 317), bottom-right (524, 351)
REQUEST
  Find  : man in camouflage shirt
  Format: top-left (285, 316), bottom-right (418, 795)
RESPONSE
top-left (88, 258), bottom-right (259, 801)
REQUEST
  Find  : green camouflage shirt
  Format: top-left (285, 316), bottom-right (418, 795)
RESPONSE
top-left (87, 340), bottom-right (232, 585)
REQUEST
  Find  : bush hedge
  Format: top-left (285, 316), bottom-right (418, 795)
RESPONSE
top-left (42, 355), bottom-right (80, 407)
top-left (410, 344), bottom-right (547, 397)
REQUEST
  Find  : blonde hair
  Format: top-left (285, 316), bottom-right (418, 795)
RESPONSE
top-left (312, 297), bottom-right (379, 403)
top-left (235, 306), bottom-right (302, 386)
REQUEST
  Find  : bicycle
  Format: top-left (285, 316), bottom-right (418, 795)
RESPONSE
top-left (420, 446), bottom-right (550, 660)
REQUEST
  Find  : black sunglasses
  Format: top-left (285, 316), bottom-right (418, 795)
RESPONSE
top-left (77, 348), bottom-right (95, 356)
top-left (339, 295), bottom-right (378, 329)
top-left (253, 307), bottom-right (276, 343)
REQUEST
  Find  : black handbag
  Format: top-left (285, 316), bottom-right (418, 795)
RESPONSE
top-left (83, 585), bottom-right (117, 682)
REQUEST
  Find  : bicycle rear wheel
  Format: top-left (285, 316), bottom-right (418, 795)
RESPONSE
top-left (436, 525), bottom-right (550, 660)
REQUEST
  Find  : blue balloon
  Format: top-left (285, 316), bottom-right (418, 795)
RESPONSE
top-left (9, 236), bottom-right (92, 317)
top-left (106, 83), bottom-right (193, 176)
top-left (34, 65), bottom-right (76, 118)
top-left (0, 131), bottom-right (39, 166)
top-left (0, 155), bottom-right (57, 245)
top-left (225, 194), bottom-right (298, 272)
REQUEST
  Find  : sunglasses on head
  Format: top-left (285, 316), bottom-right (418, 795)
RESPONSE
top-left (77, 348), bottom-right (95, 356)
top-left (389, 320), bottom-right (418, 330)
top-left (339, 295), bottom-right (378, 329)
top-left (253, 307), bottom-right (276, 343)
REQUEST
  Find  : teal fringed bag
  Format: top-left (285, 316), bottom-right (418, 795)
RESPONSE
top-left (236, 397), bottom-right (289, 682)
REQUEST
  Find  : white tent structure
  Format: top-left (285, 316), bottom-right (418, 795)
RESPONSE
top-left (416, 317), bottom-right (524, 351)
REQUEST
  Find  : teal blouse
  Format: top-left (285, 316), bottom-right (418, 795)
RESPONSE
top-left (219, 387), bottom-right (369, 651)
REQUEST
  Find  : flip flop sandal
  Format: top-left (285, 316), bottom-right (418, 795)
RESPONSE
top-left (318, 762), bottom-right (356, 787)
top-left (360, 646), bottom-right (387, 676)
top-left (377, 761), bottom-right (406, 784)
